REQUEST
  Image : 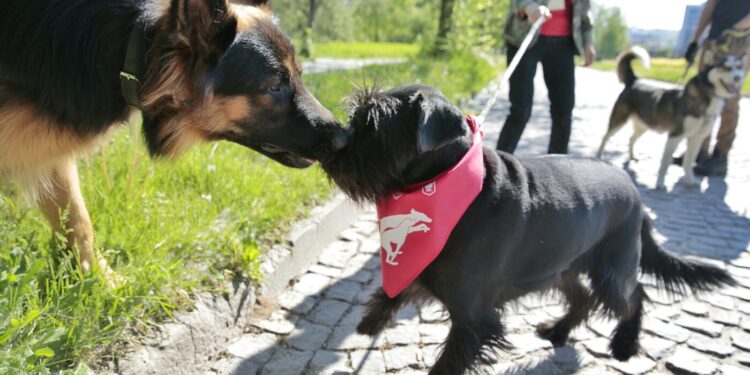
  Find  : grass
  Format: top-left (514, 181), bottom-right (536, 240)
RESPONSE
top-left (0, 49), bottom-right (499, 373)
top-left (590, 57), bottom-right (750, 94)
top-left (312, 42), bottom-right (419, 59)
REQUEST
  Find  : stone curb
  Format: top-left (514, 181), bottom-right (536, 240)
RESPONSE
top-left (115, 193), bottom-right (362, 375)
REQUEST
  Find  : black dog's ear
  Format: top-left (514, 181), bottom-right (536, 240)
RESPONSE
top-left (415, 93), bottom-right (468, 153)
top-left (170, 0), bottom-right (238, 66)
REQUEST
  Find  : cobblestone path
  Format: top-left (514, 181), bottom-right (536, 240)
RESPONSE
top-left (211, 68), bottom-right (750, 375)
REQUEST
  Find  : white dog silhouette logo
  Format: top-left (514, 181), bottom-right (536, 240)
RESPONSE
top-left (379, 209), bottom-right (432, 266)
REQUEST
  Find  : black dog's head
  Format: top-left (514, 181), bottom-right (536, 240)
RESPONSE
top-left (140, 0), bottom-right (347, 168)
top-left (322, 84), bottom-right (472, 202)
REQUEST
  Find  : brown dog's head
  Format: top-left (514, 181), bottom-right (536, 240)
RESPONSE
top-left (140, 0), bottom-right (346, 168)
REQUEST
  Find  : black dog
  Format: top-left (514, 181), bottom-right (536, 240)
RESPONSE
top-left (322, 85), bottom-right (735, 374)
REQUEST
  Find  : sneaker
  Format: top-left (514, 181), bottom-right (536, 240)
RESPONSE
top-left (694, 153), bottom-right (728, 176)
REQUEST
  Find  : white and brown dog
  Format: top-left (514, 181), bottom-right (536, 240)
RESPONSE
top-left (597, 46), bottom-right (744, 189)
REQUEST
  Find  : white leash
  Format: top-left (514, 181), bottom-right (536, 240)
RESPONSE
top-left (477, 17), bottom-right (545, 124)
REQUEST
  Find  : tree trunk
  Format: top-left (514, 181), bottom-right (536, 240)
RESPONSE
top-left (434, 0), bottom-right (456, 55)
top-left (307, 0), bottom-right (321, 29)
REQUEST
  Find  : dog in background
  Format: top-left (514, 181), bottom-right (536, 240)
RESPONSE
top-left (0, 0), bottom-right (347, 276)
top-left (322, 85), bottom-right (735, 374)
top-left (597, 46), bottom-right (744, 190)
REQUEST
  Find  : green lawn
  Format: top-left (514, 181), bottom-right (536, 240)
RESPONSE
top-left (0, 49), bottom-right (499, 373)
top-left (312, 42), bottom-right (420, 59)
top-left (590, 57), bottom-right (750, 94)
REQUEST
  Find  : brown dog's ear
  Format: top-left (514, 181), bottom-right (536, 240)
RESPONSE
top-left (415, 92), bottom-right (468, 153)
top-left (170, 0), bottom-right (238, 67)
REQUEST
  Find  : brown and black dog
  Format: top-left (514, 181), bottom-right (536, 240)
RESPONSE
top-left (0, 0), bottom-right (347, 276)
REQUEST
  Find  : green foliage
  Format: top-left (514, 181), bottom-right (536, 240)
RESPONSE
top-left (0, 48), bottom-right (499, 372)
top-left (593, 5), bottom-right (629, 59)
top-left (313, 42), bottom-right (419, 58)
top-left (447, 0), bottom-right (509, 53)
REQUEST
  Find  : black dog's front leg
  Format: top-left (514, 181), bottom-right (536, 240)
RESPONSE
top-left (357, 289), bottom-right (408, 336)
top-left (430, 309), bottom-right (509, 375)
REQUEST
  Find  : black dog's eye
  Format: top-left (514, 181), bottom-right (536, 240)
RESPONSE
top-left (269, 83), bottom-right (282, 93)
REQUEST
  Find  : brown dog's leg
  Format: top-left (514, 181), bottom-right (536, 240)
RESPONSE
top-left (38, 157), bottom-right (105, 273)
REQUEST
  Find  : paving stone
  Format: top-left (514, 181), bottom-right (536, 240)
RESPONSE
top-left (324, 280), bottom-right (363, 302)
top-left (261, 348), bottom-right (313, 374)
top-left (507, 332), bottom-right (552, 355)
top-left (736, 353), bottom-right (750, 367)
top-left (252, 310), bottom-right (298, 335)
top-left (665, 347), bottom-right (718, 375)
top-left (308, 264), bottom-right (341, 278)
top-left (327, 328), bottom-right (384, 350)
top-left (651, 306), bottom-right (682, 321)
top-left (732, 331), bottom-right (750, 352)
top-left (713, 310), bottom-right (742, 326)
top-left (355, 284), bottom-right (379, 305)
top-left (739, 303), bottom-right (750, 315)
top-left (385, 322), bottom-right (421, 346)
top-left (318, 243), bottom-right (356, 269)
top-left (589, 318), bottom-right (617, 337)
top-left (675, 316), bottom-right (724, 338)
top-left (394, 304), bottom-right (420, 325)
top-left (358, 238), bottom-right (381, 255)
top-left (643, 318), bottom-right (691, 343)
top-left (550, 346), bottom-right (594, 371)
top-left (699, 293), bottom-right (736, 311)
top-left (607, 356), bottom-right (656, 375)
top-left (719, 364), bottom-right (750, 375)
top-left (383, 346), bottom-right (423, 371)
top-left (729, 266), bottom-right (750, 279)
top-left (741, 319), bottom-right (750, 332)
top-left (523, 310), bottom-right (552, 327)
top-left (419, 323), bottom-right (450, 345)
top-left (569, 326), bottom-right (597, 342)
top-left (723, 287), bottom-right (750, 302)
top-left (421, 345), bottom-right (440, 368)
top-left (641, 335), bottom-right (676, 360)
top-left (419, 303), bottom-right (447, 323)
top-left (682, 301), bottom-right (710, 317)
top-left (226, 332), bottom-right (278, 362)
top-left (350, 349), bottom-right (387, 374)
top-left (307, 299), bottom-right (350, 327)
top-left (582, 337), bottom-right (612, 358)
top-left (732, 258), bottom-right (750, 269)
top-left (286, 319), bottom-right (332, 351)
top-left (687, 336), bottom-right (736, 358)
top-left (339, 228), bottom-right (363, 242)
top-left (307, 350), bottom-right (351, 375)
top-left (293, 273), bottom-right (332, 295)
top-left (277, 290), bottom-right (317, 315)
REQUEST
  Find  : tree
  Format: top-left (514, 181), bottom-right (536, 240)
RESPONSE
top-left (433, 0), bottom-right (457, 55)
top-left (594, 5), bottom-right (629, 59)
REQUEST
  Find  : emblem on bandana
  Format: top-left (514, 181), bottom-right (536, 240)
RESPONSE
top-left (422, 182), bottom-right (437, 196)
top-left (378, 209), bottom-right (432, 266)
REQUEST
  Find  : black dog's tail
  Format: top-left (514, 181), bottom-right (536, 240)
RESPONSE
top-left (640, 216), bottom-right (735, 295)
top-left (617, 46), bottom-right (651, 87)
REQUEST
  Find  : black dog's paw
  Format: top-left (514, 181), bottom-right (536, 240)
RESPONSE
top-left (609, 337), bottom-right (640, 361)
top-left (535, 321), bottom-right (569, 347)
top-left (356, 316), bottom-right (387, 336)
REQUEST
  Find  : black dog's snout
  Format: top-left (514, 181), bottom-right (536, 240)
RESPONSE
top-left (330, 125), bottom-right (350, 152)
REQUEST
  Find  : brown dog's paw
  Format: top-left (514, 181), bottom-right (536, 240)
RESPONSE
top-left (535, 320), bottom-right (568, 347)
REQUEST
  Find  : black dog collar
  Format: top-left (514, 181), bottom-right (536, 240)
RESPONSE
top-left (120, 19), bottom-right (148, 108)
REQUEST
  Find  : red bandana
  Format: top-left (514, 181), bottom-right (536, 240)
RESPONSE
top-left (376, 116), bottom-right (484, 297)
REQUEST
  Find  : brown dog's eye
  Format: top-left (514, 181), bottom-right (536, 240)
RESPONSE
top-left (269, 83), bottom-right (281, 93)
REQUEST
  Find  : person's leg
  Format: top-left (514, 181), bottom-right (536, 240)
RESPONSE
top-left (496, 44), bottom-right (539, 153)
top-left (541, 38), bottom-right (576, 154)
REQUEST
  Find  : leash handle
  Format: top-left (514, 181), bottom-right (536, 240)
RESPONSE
top-left (477, 17), bottom-right (545, 124)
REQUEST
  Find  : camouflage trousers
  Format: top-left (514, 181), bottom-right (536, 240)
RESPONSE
top-left (700, 28), bottom-right (750, 156)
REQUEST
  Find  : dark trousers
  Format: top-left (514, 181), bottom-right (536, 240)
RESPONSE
top-left (496, 36), bottom-right (576, 154)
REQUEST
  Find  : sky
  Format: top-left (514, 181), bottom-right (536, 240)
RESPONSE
top-left (594, 0), bottom-right (706, 31)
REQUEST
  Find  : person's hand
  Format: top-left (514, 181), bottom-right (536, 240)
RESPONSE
top-left (684, 41), bottom-right (699, 64)
top-left (583, 43), bottom-right (597, 67)
top-left (525, 3), bottom-right (552, 23)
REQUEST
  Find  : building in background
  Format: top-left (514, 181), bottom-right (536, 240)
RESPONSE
top-left (677, 3), bottom-right (705, 55)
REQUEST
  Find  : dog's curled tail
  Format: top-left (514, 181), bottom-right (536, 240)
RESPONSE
top-left (617, 46), bottom-right (651, 87)
top-left (640, 216), bottom-right (735, 295)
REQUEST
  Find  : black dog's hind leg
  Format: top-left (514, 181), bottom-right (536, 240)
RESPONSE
top-left (537, 274), bottom-right (595, 347)
top-left (357, 289), bottom-right (409, 336)
top-left (609, 283), bottom-right (646, 361)
top-left (430, 306), bottom-right (508, 375)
